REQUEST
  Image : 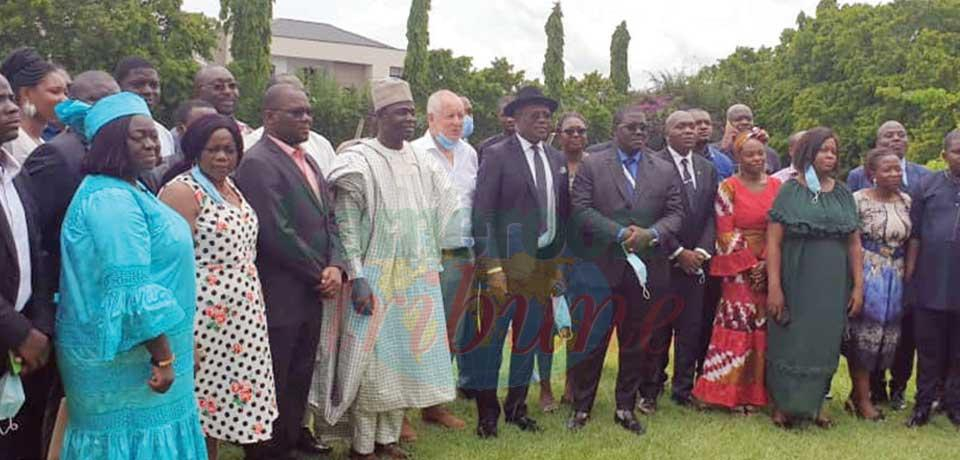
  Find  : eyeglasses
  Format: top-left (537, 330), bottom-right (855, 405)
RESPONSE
top-left (267, 107), bottom-right (313, 119)
top-left (619, 123), bottom-right (647, 133)
top-left (562, 128), bottom-right (587, 136)
top-left (203, 82), bottom-right (238, 92)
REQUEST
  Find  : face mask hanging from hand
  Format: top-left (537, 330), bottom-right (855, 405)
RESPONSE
top-left (0, 353), bottom-right (25, 435)
top-left (623, 247), bottom-right (651, 300)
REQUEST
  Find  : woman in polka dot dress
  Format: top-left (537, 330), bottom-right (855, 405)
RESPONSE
top-left (159, 114), bottom-right (277, 459)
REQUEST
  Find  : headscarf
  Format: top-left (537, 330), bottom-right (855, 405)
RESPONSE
top-left (56, 92), bottom-right (151, 141)
top-left (733, 129), bottom-right (763, 156)
top-left (0, 47), bottom-right (55, 97)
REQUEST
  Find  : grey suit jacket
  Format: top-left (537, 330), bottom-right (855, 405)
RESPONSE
top-left (655, 148), bottom-right (719, 257)
top-left (570, 145), bottom-right (685, 289)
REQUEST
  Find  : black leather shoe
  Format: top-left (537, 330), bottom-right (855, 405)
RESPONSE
top-left (671, 394), bottom-right (693, 407)
top-left (505, 415), bottom-right (542, 432)
top-left (889, 391), bottom-right (907, 411)
top-left (476, 422), bottom-right (498, 438)
top-left (296, 426), bottom-right (333, 455)
top-left (636, 397), bottom-right (658, 415)
top-left (614, 410), bottom-right (646, 435)
top-left (566, 411), bottom-right (590, 431)
top-left (947, 410), bottom-right (960, 428)
top-left (906, 406), bottom-right (932, 428)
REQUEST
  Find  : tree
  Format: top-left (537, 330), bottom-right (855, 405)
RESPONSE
top-left (301, 70), bottom-right (370, 147)
top-left (542, 2), bottom-right (565, 99)
top-left (610, 21), bottom-right (631, 93)
top-left (220, 0), bottom-right (273, 125)
top-left (404, 0), bottom-right (431, 105)
top-left (0, 0), bottom-right (217, 126)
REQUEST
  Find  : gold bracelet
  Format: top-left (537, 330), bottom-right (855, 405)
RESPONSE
top-left (151, 354), bottom-right (176, 368)
top-left (486, 266), bottom-right (503, 275)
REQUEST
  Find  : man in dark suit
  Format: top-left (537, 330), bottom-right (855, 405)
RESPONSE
top-left (652, 110), bottom-right (719, 408)
top-left (475, 95), bottom-right (515, 165)
top-left (846, 120), bottom-right (930, 410)
top-left (470, 86), bottom-right (568, 438)
top-left (24, 71), bottom-right (119, 292)
top-left (0, 73), bottom-right (54, 460)
top-left (234, 84), bottom-right (343, 460)
top-left (565, 104), bottom-right (684, 435)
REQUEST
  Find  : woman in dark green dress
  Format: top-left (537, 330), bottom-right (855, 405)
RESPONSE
top-left (765, 127), bottom-right (864, 428)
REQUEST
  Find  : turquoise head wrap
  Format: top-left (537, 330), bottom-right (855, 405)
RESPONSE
top-left (55, 92), bottom-right (152, 141)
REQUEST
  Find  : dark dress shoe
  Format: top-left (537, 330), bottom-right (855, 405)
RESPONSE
top-left (614, 410), bottom-right (646, 435)
top-left (636, 397), bottom-right (658, 415)
top-left (889, 391), bottom-right (907, 411)
top-left (505, 415), bottom-right (543, 432)
top-left (457, 387), bottom-right (476, 400)
top-left (906, 406), bottom-right (932, 428)
top-left (349, 449), bottom-right (378, 460)
top-left (375, 442), bottom-right (410, 460)
top-left (476, 422), bottom-right (498, 438)
top-left (671, 394), bottom-right (693, 407)
top-left (947, 410), bottom-right (960, 428)
top-left (297, 426), bottom-right (333, 454)
top-left (566, 411), bottom-right (590, 431)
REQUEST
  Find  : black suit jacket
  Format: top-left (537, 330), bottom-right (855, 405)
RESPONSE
top-left (1, 172), bottom-right (53, 373)
top-left (472, 134), bottom-right (569, 279)
top-left (570, 145), bottom-right (685, 289)
top-left (655, 148), bottom-right (718, 257)
top-left (22, 130), bottom-right (87, 293)
top-left (234, 137), bottom-right (344, 327)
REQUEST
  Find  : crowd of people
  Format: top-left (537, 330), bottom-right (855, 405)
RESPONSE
top-left (0, 43), bottom-right (959, 460)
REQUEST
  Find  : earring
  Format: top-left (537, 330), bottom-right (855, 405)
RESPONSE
top-left (872, 177), bottom-right (877, 186)
top-left (21, 100), bottom-right (37, 118)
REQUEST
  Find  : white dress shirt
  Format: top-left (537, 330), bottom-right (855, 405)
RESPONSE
top-left (667, 145), bottom-right (710, 260)
top-left (412, 132), bottom-right (478, 249)
top-left (517, 134), bottom-right (556, 248)
top-left (0, 148), bottom-right (32, 311)
top-left (2, 127), bottom-right (43, 165)
top-left (245, 127), bottom-right (337, 177)
top-left (156, 121), bottom-right (176, 159)
top-left (668, 145), bottom-right (697, 189)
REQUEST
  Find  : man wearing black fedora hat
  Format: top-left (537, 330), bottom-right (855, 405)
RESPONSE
top-left (469, 86), bottom-right (569, 438)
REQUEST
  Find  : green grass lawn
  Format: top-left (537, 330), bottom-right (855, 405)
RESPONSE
top-left (221, 342), bottom-right (958, 460)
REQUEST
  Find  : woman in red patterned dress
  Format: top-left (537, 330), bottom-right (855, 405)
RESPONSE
top-left (693, 132), bottom-right (781, 412)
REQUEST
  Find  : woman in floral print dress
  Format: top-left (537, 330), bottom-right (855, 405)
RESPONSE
top-left (159, 114), bottom-right (277, 459)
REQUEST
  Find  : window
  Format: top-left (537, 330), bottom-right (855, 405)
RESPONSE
top-left (389, 66), bottom-right (403, 78)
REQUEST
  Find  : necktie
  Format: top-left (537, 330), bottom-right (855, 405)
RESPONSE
top-left (680, 157), bottom-right (696, 203)
top-left (622, 156), bottom-right (637, 195)
top-left (292, 147), bottom-right (321, 200)
top-left (532, 143), bottom-right (548, 234)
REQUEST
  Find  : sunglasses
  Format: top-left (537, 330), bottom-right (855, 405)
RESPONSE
top-left (562, 128), bottom-right (587, 136)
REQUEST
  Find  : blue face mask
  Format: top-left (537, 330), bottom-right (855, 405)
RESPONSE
top-left (435, 132), bottom-right (459, 150)
top-left (805, 164), bottom-right (822, 195)
top-left (0, 353), bottom-right (25, 425)
top-left (624, 250), bottom-right (652, 300)
top-left (462, 115), bottom-right (475, 140)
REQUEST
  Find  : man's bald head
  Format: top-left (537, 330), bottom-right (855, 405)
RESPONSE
top-left (664, 110), bottom-right (693, 133)
top-left (193, 65), bottom-right (239, 116)
top-left (727, 103), bottom-right (755, 132)
top-left (70, 71), bottom-right (120, 104)
top-left (262, 83), bottom-right (312, 145)
top-left (268, 73), bottom-right (305, 91)
top-left (876, 120), bottom-right (908, 158)
top-left (664, 110), bottom-right (697, 152)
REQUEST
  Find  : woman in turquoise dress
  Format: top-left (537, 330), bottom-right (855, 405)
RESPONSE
top-left (766, 127), bottom-right (863, 428)
top-left (55, 92), bottom-right (206, 459)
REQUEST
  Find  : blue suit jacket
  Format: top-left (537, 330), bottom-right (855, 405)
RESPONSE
top-left (846, 161), bottom-right (931, 197)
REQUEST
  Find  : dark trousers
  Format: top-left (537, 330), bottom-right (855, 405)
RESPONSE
top-left (652, 269), bottom-right (705, 399)
top-left (913, 307), bottom-right (960, 412)
top-left (471, 290), bottom-right (549, 425)
top-left (699, 274), bottom-right (722, 376)
top-left (870, 309), bottom-right (916, 398)
top-left (570, 269), bottom-right (661, 413)
top-left (246, 314), bottom-right (323, 458)
top-left (0, 363), bottom-right (54, 460)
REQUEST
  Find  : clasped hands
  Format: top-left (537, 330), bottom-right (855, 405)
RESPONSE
top-left (620, 225), bottom-right (656, 253)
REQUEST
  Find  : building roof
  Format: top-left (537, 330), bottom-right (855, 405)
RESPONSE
top-left (272, 18), bottom-right (400, 50)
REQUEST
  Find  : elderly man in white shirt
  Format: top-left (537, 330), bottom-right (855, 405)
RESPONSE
top-left (410, 89), bottom-right (477, 431)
